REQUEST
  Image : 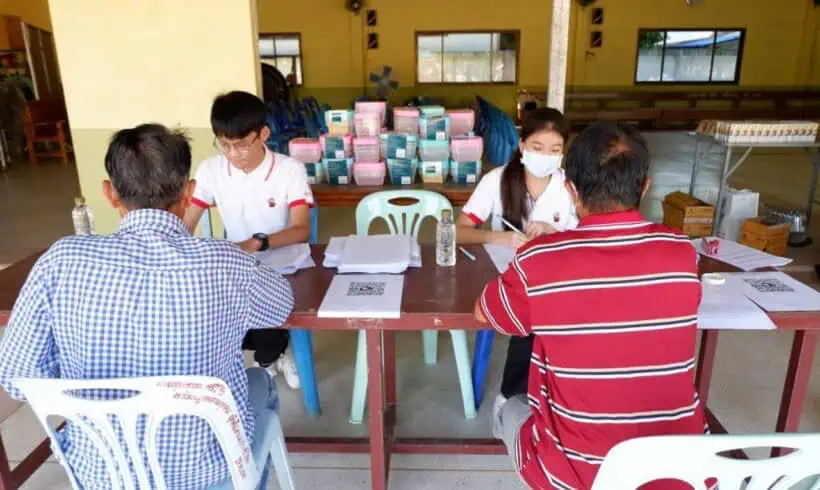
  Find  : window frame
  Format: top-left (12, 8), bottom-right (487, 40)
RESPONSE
top-left (415, 30), bottom-right (521, 86)
top-left (258, 32), bottom-right (305, 87)
top-left (633, 28), bottom-right (746, 86)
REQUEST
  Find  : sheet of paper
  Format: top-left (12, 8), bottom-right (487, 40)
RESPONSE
top-left (318, 274), bottom-right (404, 319)
top-left (255, 243), bottom-right (314, 275)
top-left (483, 244), bottom-right (516, 273)
top-left (324, 235), bottom-right (422, 269)
top-left (691, 238), bottom-right (792, 271)
top-left (698, 281), bottom-right (776, 330)
top-left (724, 271), bottom-right (820, 312)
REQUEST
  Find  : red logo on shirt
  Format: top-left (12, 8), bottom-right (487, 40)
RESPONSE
top-left (267, 198), bottom-right (276, 208)
top-left (553, 212), bottom-right (560, 223)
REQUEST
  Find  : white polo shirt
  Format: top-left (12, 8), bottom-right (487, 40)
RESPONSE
top-left (461, 165), bottom-right (578, 232)
top-left (191, 149), bottom-right (315, 242)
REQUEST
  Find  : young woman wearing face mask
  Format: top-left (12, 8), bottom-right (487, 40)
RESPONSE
top-left (457, 108), bottom-right (577, 247)
top-left (456, 108), bottom-right (577, 417)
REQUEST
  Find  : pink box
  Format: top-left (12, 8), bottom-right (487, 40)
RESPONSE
top-left (354, 136), bottom-right (381, 162)
top-left (703, 238), bottom-right (720, 256)
top-left (355, 101), bottom-right (387, 125)
top-left (288, 138), bottom-right (322, 163)
top-left (451, 136), bottom-right (483, 162)
top-left (354, 112), bottom-right (381, 137)
top-left (320, 134), bottom-right (353, 159)
top-left (448, 109), bottom-right (475, 136)
top-left (353, 161), bottom-right (386, 186)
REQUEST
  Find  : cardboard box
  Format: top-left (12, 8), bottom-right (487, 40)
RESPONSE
top-left (662, 192), bottom-right (715, 237)
top-left (739, 218), bottom-right (791, 256)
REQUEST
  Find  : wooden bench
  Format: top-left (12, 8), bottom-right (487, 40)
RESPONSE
top-left (517, 89), bottom-right (820, 129)
top-left (22, 99), bottom-right (71, 165)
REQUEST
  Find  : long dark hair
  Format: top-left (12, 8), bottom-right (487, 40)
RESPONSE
top-left (500, 108), bottom-right (570, 231)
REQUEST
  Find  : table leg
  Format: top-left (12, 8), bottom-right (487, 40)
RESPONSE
top-left (695, 330), bottom-right (719, 405)
top-left (712, 147), bottom-right (733, 236)
top-left (807, 149), bottom-right (820, 226)
top-left (366, 329), bottom-right (389, 490)
top-left (688, 135), bottom-right (701, 196)
top-left (384, 330), bottom-right (397, 411)
top-left (772, 330), bottom-right (818, 457)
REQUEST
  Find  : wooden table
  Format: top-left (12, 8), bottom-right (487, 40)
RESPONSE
top-left (311, 183), bottom-right (475, 208)
top-left (1, 247), bottom-right (820, 489)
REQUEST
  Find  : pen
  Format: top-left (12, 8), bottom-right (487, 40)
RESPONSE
top-left (459, 246), bottom-right (477, 261)
top-left (497, 216), bottom-right (526, 237)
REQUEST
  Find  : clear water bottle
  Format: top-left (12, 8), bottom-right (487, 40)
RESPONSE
top-left (71, 196), bottom-right (95, 235)
top-left (436, 209), bottom-right (456, 267)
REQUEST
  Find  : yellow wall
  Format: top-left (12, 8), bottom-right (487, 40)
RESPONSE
top-left (0, 0), bottom-right (51, 30)
top-left (259, 0), bottom-right (820, 115)
top-left (50, 0), bottom-right (260, 234)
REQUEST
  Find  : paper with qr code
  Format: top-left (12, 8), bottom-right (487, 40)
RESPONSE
top-left (724, 272), bottom-right (820, 312)
top-left (318, 274), bottom-right (404, 318)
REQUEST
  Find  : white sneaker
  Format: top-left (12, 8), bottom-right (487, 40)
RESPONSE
top-left (492, 394), bottom-right (507, 440)
top-left (256, 361), bottom-right (278, 377)
top-left (275, 349), bottom-right (301, 390)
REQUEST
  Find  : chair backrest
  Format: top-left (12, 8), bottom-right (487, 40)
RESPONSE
top-left (23, 99), bottom-right (67, 126)
top-left (15, 376), bottom-right (259, 490)
top-left (592, 434), bottom-right (820, 490)
top-left (355, 190), bottom-right (452, 238)
top-left (197, 206), bottom-right (319, 243)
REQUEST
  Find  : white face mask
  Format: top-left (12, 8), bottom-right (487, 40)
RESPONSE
top-left (521, 150), bottom-right (562, 178)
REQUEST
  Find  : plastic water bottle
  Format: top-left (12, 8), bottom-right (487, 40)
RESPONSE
top-left (436, 209), bottom-right (456, 267)
top-left (71, 196), bottom-right (95, 235)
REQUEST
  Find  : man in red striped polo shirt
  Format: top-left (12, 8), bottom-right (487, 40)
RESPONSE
top-left (477, 122), bottom-right (707, 489)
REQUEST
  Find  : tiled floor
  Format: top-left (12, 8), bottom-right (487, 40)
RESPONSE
top-left (3, 132), bottom-right (820, 489)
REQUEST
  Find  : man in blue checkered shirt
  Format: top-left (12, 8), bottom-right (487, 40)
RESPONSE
top-left (0, 124), bottom-right (294, 489)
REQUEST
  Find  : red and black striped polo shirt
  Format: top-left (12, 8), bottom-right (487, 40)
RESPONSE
top-left (480, 210), bottom-right (707, 490)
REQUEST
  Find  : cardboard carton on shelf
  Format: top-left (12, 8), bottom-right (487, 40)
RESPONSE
top-left (662, 191), bottom-right (715, 238)
top-left (739, 218), bottom-right (791, 257)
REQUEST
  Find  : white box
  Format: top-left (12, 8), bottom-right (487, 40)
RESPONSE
top-left (718, 188), bottom-right (759, 241)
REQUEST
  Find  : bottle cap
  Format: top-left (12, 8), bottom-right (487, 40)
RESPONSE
top-left (74, 196), bottom-right (86, 206)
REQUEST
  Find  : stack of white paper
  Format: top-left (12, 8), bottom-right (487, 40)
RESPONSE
top-left (483, 244), bottom-right (516, 273)
top-left (323, 235), bottom-right (422, 271)
top-left (255, 243), bottom-right (315, 275)
top-left (318, 274), bottom-right (404, 318)
top-left (691, 238), bottom-right (792, 271)
top-left (725, 272), bottom-right (820, 312)
top-left (698, 280), bottom-right (776, 330)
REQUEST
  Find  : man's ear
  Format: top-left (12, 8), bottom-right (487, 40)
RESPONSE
top-left (181, 179), bottom-right (196, 208)
top-left (102, 180), bottom-right (120, 209)
top-left (641, 177), bottom-right (652, 201)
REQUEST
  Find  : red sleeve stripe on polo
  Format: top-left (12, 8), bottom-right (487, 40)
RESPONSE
top-left (463, 212), bottom-right (483, 226)
top-left (288, 199), bottom-right (309, 209)
top-left (191, 197), bottom-right (212, 209)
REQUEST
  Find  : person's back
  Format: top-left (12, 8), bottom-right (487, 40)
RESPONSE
top-left (0, 124), bottom-right (293, 489)
top-left (479, 122), bottom-right (705, 489)
top-left (517, 215), bottom-right (704, 488)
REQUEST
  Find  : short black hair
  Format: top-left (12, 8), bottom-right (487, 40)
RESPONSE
top-left (564, 122), bottom-right (650, 213)
top-left (104, 124), bottom-right (191, 210)
top-left (210, 90), bottom-right (268, 139)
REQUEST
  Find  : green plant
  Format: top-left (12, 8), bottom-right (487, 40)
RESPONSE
top-left (639, 31), bottom-right (664, 50)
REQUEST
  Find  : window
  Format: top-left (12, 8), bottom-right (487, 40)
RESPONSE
top-left (635, 29), bottom-right (744, 84)
top-left (416, 31), bottom-right (518, 84)
top-left (258, 33), bottom-right (303, 85)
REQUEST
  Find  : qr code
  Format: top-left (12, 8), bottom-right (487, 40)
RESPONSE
top-left (347, 281), bottom-right (386, 297)
top-left (744, 278), bottom-right (794, 293)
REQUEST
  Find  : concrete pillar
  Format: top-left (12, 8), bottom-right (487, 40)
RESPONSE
top-left (547, 0), bottom-right (571, 112)
top-left (48, 0), bottom-right (261, 233)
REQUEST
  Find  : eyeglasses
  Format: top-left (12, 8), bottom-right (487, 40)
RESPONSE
top-left (213, 133), bottom-right (260, 155)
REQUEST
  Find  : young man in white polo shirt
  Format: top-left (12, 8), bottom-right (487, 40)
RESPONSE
top-left (183, 90), bottom-right (314, 389)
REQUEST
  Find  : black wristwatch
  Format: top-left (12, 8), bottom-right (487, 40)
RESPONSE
top-left (253, 233), bottom-right (270, 252)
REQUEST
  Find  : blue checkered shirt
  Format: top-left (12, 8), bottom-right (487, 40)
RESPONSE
top-left (0, 209), bottom-right (294, 489)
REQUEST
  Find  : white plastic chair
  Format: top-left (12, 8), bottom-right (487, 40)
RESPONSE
top-left (592, 434), bottom-right (820, 490)
top-left (15, 376), bottom-right (295, 490)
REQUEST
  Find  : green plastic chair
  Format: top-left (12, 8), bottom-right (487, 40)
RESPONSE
top-left (349, 190), bottom-right (477, 423)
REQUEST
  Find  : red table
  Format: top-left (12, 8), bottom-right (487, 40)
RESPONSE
top-left (1, 247), bottom-right (819, 489)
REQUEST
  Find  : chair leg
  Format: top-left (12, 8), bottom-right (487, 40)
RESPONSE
top-left (268, 412), bottom-right (296, 490)
top-left (449, 330), bottom-right (477, 419)
top-left (26, 142), bottom-right (36, 165)
top-left (349, 329), bottom-right (368, 424)
top-left (471, 329), bottom-right (496, 409)
top-left (290, 329), bottom-right (321, 417)
top-left (422, 330), bottom-right (438, 365)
